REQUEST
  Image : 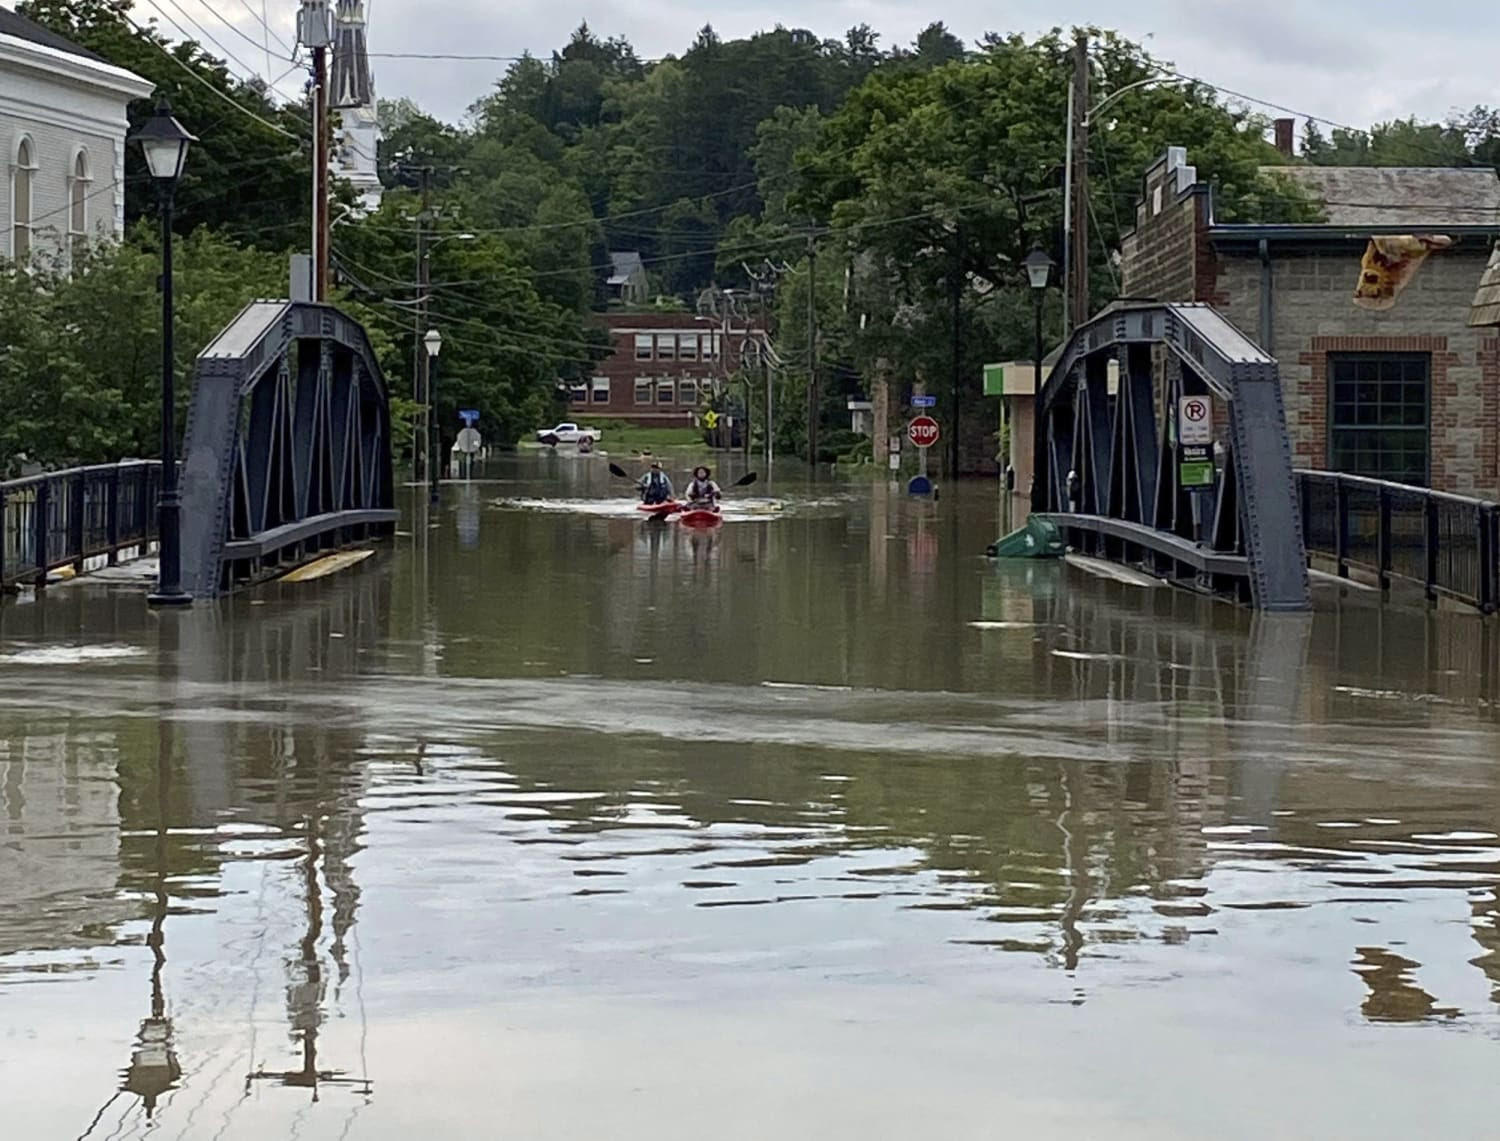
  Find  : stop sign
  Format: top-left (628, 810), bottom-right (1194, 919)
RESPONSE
top-left (907, 415), bottom-right (940, 449)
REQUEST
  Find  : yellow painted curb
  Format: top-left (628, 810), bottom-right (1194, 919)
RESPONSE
top-left (280, 549), bottom-right (374, 583)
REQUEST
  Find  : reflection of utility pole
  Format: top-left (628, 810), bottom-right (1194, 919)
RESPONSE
top-left (247, 813), bottom-right (369, 1102)
top-left (806, 236), bottom-right (819, 470)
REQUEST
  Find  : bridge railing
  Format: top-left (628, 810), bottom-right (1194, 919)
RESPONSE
top-left (1298, 470), bottom-right (1500, 612)
top-left (1, 461), bottom-right (161, 589)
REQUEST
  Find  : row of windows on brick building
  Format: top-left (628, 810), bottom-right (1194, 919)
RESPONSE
top-left (567, 377), bottom-right (723, 406)
top-left (632, 332), bottom-right (725, 362)
top-left (10, 138), bottom-right (94, 262)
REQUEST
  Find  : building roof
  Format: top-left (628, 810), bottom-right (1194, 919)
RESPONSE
top-left (1263, 165), bottom-right (1500, 227)
top-left (607, 251), bottom-right (644, 285)
top-left (0, 7), bottom-right (104, 62)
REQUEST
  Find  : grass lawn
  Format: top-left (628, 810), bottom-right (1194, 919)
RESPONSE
top-left (582, 422), bottom-right (704, 452)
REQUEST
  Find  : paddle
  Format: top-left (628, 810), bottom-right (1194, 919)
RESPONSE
top-left (733, 471), bottom-right (758, 488)
top-left (608, 461), bottom-right (632, 479)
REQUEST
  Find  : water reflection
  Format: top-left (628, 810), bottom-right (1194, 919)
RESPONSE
top-left (3, 463), bottom-right (1500, 1138)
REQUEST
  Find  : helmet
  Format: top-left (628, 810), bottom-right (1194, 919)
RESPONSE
top-left (650, 459), bottom-right (662, 469)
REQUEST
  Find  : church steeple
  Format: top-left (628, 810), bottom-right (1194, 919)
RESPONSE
top-left (328, 0), bottom-right (381, 210)
top-left (330, 0), bottom-right (372, 109)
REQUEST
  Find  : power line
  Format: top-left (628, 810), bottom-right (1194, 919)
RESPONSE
top-left (237, 0), bottom-right (294, 56)
top-left (142, 0), bottom-right (299, 103)
top-left (117, 8), bottom-right (304, 141)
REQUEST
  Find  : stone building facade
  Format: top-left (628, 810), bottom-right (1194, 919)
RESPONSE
top-left (0, 9), bottom-right (152, 265)
top-left (1120, 147), bottom-right (1500, 496)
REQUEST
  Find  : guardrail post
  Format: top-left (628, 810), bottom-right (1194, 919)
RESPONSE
top-left (1424, 498), bottom-right (1440, 603)
top-left (1481, 506), bottom-right (1498, 615)
top-left (69, 473), bottom-right (85, 573)
top-left (33, 479), bottom-right (49, 589)
top-left (1377, 487), bottom-right (1392, 591)
top-left (107, 466), bottom-right (121, 565)
top-left (1335, 478), bottom-right (1350, 578)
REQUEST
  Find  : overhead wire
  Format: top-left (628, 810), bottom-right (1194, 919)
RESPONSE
top-left (117, 7), bottom-right (304, 141)
top-left (141, 0), bottom-right (302, 105)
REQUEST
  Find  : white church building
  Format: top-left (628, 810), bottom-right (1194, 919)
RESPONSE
top-left (0, 8), bottom-right (153, 264)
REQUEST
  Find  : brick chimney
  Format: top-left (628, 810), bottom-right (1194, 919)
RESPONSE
top-left (1273, 118), bottom-right (1295, 158)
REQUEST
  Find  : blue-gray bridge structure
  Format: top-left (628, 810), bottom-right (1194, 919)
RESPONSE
top-left (1032, 302), bottom-right (1311, 611)
top-left (1030, 301), bottom-right (1500, 613)
top-left (1, 301), bottom-right (397, 597)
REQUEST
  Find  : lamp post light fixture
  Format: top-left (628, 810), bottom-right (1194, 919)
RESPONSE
top-left (130, 97), bottom-right (196, 607)
top-left (423, 328), bottom-right (443, 505)
top-left (1016, 245), bottom-right (1055, 533)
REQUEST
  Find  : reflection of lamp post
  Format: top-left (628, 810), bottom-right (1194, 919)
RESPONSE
top-left (130, 98), bottom-right (195, 608)
top-left (423, 329), bottom-right (442, 505)
top-left (123, 705), bottom-right (181, 1117)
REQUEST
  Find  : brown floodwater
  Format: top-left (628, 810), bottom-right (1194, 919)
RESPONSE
top-left (2, 452), bottom-right (1498, 1139)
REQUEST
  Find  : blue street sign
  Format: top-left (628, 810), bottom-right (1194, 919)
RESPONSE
top-left (911, 395), bottom-right (937, 408)
top-left (458, 409), bottom-right (480, 425)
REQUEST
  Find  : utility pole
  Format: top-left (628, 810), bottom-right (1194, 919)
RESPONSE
top-left (949, 223), bottom-right (962, 480)
top-left (1067, 31), bottom-right (1090, 332)
top-left (298, 1), bottom-right (332, 300)
top-left (805, 236), bottom-right (819, 469)
top-left (414, 166), bottom-right (432, 486)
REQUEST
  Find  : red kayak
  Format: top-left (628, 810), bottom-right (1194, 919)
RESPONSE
top-left (637, 500), bottom-right (682, 518)
top-left (678, 506), bottom-right (722, 528)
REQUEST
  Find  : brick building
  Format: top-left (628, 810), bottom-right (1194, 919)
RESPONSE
top-left (572, 311), bottom-right (760, 427)
top-left (1120, 146), bottom-right (1500, 495)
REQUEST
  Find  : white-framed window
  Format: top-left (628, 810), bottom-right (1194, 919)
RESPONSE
top-left (590, 376), bottom-right (610, 403)
top-left (634, 333), bottom-right (653, 361)
top-left (678, 333), bottom-right (698, 360)
top-left (656, 378), bottom-right (676, 404)
top-left (68, 149), bottom-right (90, 242)
top-left (678, 379), bottom-right (698, 406)
top-left (656, 333), bottom-right (676, 361)
top-left (569, 381), bottom-right (588, 403)
top-left (634, 377), bottom-right (653, 404)
top-left (12, 135), bottom-right (36, 261)
top-left (704, 333), bottom-right (720, 360)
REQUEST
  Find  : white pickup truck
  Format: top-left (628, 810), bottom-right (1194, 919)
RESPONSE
top-left (535, 422), bottom-right (602, 446)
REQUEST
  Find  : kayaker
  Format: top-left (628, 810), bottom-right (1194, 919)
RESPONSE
top-left (683, 465), bottom-right (721, 508)
top-left (638, 459), bottom-right (674, 505)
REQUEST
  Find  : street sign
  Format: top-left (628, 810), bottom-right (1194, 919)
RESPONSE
top-left (911, 394), bottom-right (937, 408)
top-left (458, 409), bottom-right (479, 425)
top-left (907, 415), bottom-right (940, 449)
top-left (454, 427), bottom-right (483, 454)
top-left (1177, 395), bottom-right (1212, 446)
top-left (1178, 444), bottom-right (1214, 488)
top-left (982, 364), bottom-right (1005, 397)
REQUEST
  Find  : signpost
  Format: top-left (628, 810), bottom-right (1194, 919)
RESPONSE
top-left (453, 426), bottom-right (482, 481)
top-left (1175, 396), bottom-right (1215, 536)
top-left (907, 415), bottom-right (940, 496)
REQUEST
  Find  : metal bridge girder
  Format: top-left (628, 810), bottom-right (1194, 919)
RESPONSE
top-left (1033, 302), bottom-right (1310, 611)
top-left (179, 301), bottom-right (397, 598)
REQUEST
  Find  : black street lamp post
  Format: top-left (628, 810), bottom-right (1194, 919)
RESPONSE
top-left (424, 328), bottom-right (442, 505)
top-left (1019, 246), bottom-right (1055, 530)
top-left (131, 98), bottom-right (195, 607)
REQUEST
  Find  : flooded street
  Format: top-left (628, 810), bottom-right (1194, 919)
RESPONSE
top-left (4, 452), bottom-right (1500, 1139)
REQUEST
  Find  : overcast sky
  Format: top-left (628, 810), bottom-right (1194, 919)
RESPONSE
top-left (87, 2), bottom-right (1500, 133)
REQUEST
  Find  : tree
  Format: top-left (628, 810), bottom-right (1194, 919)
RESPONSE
top-left (20, 0), bottom-right (310, 248)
